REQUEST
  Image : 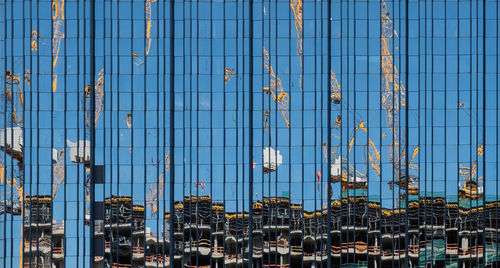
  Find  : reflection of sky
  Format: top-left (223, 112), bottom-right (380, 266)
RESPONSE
top-left (1, 0), bottom-right (500, 265)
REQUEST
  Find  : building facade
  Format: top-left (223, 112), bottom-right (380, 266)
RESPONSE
top-left (1, 0), bottom-right (499, 267)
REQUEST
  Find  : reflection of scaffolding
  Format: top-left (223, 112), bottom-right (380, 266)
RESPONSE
top-left (23, 195), bottom-right (65, 268)
top-left (160, 195), bottom-right (500, 267)
top-left (51, 0), bottom-right (65, 92)
top-left (262, 47), bottom-right (290, 128)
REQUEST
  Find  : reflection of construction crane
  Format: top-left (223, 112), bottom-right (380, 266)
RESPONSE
top-left (132, 52), bottom-right (144, 66)
top-left (324, 121), bottom-right (382, 179)
top-left (125, 113), bottom-right (132, 129)
top-left (459, 101), bottom-right (485, 158)
top-left (0, 140), bottom-right (58, 268)
top-left (388, 147), bottom-right (420, 201)
top-left (0, 167), bottom-right (25, 268)
top-left (5, 71), bottom-right (24, 126)
top-left (31, 30), bottom-right (39, 51)
top-left (477, 145), bottom-right (484, 156)
top-left (224, 67), bottom-right (235, 84)
top-left (323, 121), bottom-right (383, 198)
top-left (24, 69), bottom-right (31, 91)
top-left (290, 0), bottom-right (303, 73)
top-left (52, 0), bottom-right (65, 92)
top-left (328, 71), bottom-right (380, 177)
top-left (145, 0), bottom-right (157, 55)
top-left (381, 0), bottom-right (406, 178)
top-left (350, 121), bottom-right (382, 176)
top-left (146, 153), bottom-right (170, 216)
top-left (84, 68), bottom-right (104, 127)
top-left (0, 167), bottom-right (23, 215)
top-left (52, 149), bottom-right (65, 198)
top-left (330, 156), bottom-right (368, 193)
top-left (263, 109), bottom-right (270, 130)
top-left (262, 47), bottom-right (290, 128)
top-left (125, 113), bottom-right (132, 153)
top-left (459, 161), bottom-right (483, 200)
top-left (330, 70), bottom-right (341, 104)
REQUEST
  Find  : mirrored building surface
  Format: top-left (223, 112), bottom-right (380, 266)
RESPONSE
top-left (1, 0), bottom-right (499, 267)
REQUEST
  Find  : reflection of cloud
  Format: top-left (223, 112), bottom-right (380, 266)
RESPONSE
top-left (356, 56), bottom-right (367, 62)
top-left (200, 98), bottom-right (210, 110)
top-left (263, 147), bottom-right (283, 172)
top-left (175, 99), bottom-right (184, 109)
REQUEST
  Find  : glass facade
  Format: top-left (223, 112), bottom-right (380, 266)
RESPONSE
top-left (0, 0), bottom-right (499, 267)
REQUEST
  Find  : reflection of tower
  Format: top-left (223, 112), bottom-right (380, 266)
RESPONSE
top-left (23, 195), bottom-right (65, 268)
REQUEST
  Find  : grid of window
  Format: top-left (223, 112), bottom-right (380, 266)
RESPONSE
top-left (0, 0), bottom-right (499, 267)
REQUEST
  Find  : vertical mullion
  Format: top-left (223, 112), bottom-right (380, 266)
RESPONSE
top-left (481, 0), bottom-right (487, 266)
top-left (143, 0), bottom-right (148, 265)
top-left (168, 0), bottom-right (175, 265)
top-left (326, 0), bottom-right (332, 267)
top-left (456, 0), bottom-right (461, 264)
top-left (248, 0), bottom-right (254, 266)
top-left (404, 0), bottom-right (410, 266)
top-left (209, 1), bottom-right (214, 267)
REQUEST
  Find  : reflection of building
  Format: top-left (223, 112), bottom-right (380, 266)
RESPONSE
top-left (13, 193), bottom-right (500, 267)
top-left (330, 157), bottom-right (368, 198)
top-left (0, 127), bottom-right (24, 162)
top-left (66, 139), bottom-right (90, 165)
top-left (94, 196), bottom-right (167, 268)
top-left (158, 195), bottom-right (500, 268)
top-left (23, 195), bottom-right (65, 268)
top-left (459, 180), bottom-right (484, 200)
